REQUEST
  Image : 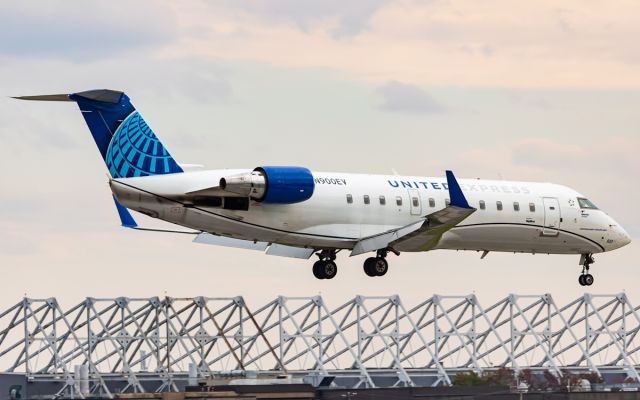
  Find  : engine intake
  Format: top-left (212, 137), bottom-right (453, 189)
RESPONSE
top-left (220, 166), bottom-right (314, 204)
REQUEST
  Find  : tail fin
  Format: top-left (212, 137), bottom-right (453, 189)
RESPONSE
top-left (14, 89), bottom-right (183, 178)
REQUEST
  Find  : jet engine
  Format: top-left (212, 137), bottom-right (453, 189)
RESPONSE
top-left (220, 166), bottom-right (314, 204)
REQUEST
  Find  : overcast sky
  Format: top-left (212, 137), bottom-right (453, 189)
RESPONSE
top-left (0, 0), bottom-right (639, 311)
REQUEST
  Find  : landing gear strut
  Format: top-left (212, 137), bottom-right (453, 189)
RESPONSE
top-left (313, 250), bottom-right (338, 280)
top-left (364, 249), bottom-right (390, 277)
top-left (578, 253), bottom-right (595, 286)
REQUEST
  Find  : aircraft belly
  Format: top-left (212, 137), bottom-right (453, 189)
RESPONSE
top-left (436, 225), bottom-right (602, 254)
top-left (137, 203), bottom-right (355, 249)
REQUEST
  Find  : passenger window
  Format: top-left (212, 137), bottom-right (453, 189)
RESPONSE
top-left (396, 196), bottom-right (402, 206)
top-left (412, 197), bottom-right (419, 207)
top-left (497, 201), bottom-right (503, 211)
top-left (479, 200), bottom-right (485, 210)
top-left (513, 202), bottom-right (520, 211)
top-left (364, 195), bottom-right (370, 205)
top-left (445, 198), bottom-right (450, 206)
top-left (429, 198), bottom-right (435, 207)
top-left (379, 195), bottom-right (386, 205)
top-left (529, 203), bottom-right (535, 212)
top-left (346, 194), bottom-right (353, 204)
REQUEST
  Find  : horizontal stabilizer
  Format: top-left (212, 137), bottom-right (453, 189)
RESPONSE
top-left (12, 94), bottom-right (72, 102)
top-left (13, 89), bottom-right (125, 104)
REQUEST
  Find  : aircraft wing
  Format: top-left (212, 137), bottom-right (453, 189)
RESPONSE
top-left (389, 205), bottom-right (475, 252)
top-left (351, 170), bottom-right (476, 256)
top-left (194, 232), bottom-right (316, 259)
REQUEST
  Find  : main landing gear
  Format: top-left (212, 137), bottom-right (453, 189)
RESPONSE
top-left (363, 249), bottom-right (389, 277)
top-left (578, 253), bottom-right (595, 286)
top-left (311, 249), bottom-right (397, 280)
top-left (313, 250), bottom-right (338, 280)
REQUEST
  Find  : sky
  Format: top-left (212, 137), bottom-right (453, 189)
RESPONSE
top-left (0, 0), bottom-right (639, 313)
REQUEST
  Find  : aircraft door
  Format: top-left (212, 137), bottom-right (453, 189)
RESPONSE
top-left (408, 189), bottom-right (422, 216)
top-left (542, 197), bottom-right (561, 236)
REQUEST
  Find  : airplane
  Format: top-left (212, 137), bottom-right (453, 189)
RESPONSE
top-left (14, 89), bottom-right (632, 285)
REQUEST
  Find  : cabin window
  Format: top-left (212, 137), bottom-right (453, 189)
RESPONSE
top-left (577, 197), bottom-right (598, 210)
top-left (379, 195), bottom-right (386, 205)
top-left (513, 202), bottom-right (520, 211)
top-left (479, 200), bottom-right (486, 210)
top-left (412, 197), bottom-right (419, 207)
top-left (396, 196), bottom-right (403, 206)
top-left (429, 198), bottom-right (435, 207)
top-left (529, 203), bottom-right (535, 212)
top-left (364, 195), bottom-right (370, 205)
top-left (346, 194), bottom-right (353, 204)
top-left (445, 198), bottom-right (450, 206)
top-left (497, 201), bottom-right (503, 211)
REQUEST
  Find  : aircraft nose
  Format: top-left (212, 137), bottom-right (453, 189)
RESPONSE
top-left (609, 220), bottom-right (632, 250)
top-left (618, 226), bottom-right (632, 247)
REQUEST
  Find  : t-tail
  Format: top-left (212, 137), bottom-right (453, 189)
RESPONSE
top-left (14, 89), bottom-right (183, 178)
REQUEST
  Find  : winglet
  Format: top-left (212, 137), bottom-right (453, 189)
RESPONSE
top-left (445, 170), bottom-right (471, 209)
top-left (113, 196), bottom-right (137, 228)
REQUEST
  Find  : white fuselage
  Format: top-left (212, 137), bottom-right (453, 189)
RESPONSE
top-left (111, 169), bottom-right (631, 255)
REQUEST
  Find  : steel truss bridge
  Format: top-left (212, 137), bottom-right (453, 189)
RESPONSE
top-left (1, 293), bottom-right (640, 398)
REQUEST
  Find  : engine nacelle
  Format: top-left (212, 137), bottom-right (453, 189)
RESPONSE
top-left (220, 166), bottom-right (314, 204)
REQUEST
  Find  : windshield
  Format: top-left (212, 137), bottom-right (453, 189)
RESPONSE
top-left (577, 197), bottom-right (598, 210)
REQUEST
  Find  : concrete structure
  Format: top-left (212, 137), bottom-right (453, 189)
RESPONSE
top-left (0, 293), bottom-right (639, 398)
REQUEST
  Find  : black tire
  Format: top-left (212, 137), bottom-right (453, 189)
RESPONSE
top-left (313, 261), bottom-right (325, 280)
top-left (583, 274), bottom-right (594, 286)
top-left (373, 257), bottom-right (388, 276)
top-left (322, 260), bottom-right (338, 279)
top-left (578, 275), bottom-right (585, 286)
top-left (363, 257), bottom-right (378, 277)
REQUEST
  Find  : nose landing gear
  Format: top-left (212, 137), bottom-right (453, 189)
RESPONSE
top-left (312, 249), bottom-right (338, 280)
top-left (578, 253), bottom-right (595, 286)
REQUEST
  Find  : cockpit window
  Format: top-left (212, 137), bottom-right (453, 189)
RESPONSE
top-left (577, 197), bottom-right (598, 210)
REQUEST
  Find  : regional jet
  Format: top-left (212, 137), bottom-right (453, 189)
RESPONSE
top-left (15, 90), bottom-right (632, 285)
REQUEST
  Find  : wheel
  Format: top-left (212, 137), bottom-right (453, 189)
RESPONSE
top-left (363, 258), bottom-right (378, 277)
top-left (313, 261), bottom-right (325, 280)
top-left (578, 275), bottom-right (586, 286)
top-left (322, 260), bottom-right (338, 279)
top-left (373, 257), bottom-right (388, 276)
top-left (583, 274), bottom-right (594, 286)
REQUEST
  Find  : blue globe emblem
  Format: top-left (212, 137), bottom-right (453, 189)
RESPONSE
top-left (105, 111), bottom-right (181, 178)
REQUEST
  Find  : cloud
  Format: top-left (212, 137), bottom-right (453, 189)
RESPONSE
top-left (219, 0), bottom-right (389, 38)
top-left (164, 1), bottom-right (640, 89)
top-left (0, 1), bottom-right (176, 61)
top-left (376, 81), bottom-right (445, 114)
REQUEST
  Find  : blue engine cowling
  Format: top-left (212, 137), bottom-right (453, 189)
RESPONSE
top-left (254, 166), bottom-right (314, 204)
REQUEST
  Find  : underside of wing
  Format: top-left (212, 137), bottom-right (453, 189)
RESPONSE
top-left (391, 206), bottom-right (475, 251)
top-left (194, 232), bottom-right (316, 259)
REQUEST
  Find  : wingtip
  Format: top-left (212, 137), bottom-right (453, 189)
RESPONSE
top-left (445, 170), bottom-right (472, 209)
top-left (113, 196), bottom-right (138, 229)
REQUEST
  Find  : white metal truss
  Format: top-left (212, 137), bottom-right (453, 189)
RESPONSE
top-left (1, 293), bottom-right (639, 397)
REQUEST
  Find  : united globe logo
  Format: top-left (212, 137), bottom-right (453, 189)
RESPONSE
top-left (105, 111), bottom-right (182, 178)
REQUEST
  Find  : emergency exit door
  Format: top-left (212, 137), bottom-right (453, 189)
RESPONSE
top-left (408, 189), bottom-right (422, 216)
top-left (542, 197), bottom-right (561, 236)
